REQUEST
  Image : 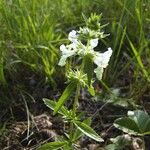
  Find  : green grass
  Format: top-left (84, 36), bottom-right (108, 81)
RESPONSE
top-left (0, 0), bottom-right (61, 84)
top-left (0, 42), bottom-right (6, 85)
top-left (0, 0), bottom-right (150, 105)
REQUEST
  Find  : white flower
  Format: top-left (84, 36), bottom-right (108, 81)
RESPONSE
top-left (58, 44), bottom-right (77, 66)
top-left (68, 30), bottom-right (78, 44)
top-left (94, 67), bottom-right (104, 81)
top-left (58, 27), bottom-right (112, 81)
top-left (90, 38), bottom-right (98, 49)
top-left (77, 38), bottom-right (98, 56)
top-left (93, 47), bottom-right (112, 80)
top-left (94, 47), bottom-right (112, 68)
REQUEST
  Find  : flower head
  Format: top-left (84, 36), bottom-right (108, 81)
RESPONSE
top-left (58, 15), bottom-right (113, 81)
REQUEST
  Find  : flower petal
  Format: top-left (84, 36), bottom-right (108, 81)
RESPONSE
top-left (58, 56), bottom-right (67, 66)
top-left (68, 30), bottom-right (78, 43)
top-left (58, 44), bottom-right (77, 66)
top-left (60, 44), bottom-right (68, 53)
top-left (94, 67), bottom-right (104, 80)
top-left (60, 44), bottom-right (76, 56)
top-left (94, 47), bottom-right (112, 68)
top-left (90, 38), bottom-right (98, 49)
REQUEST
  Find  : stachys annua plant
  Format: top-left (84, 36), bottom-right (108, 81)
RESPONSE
top-left (39, 13), bottom-right (112, 150)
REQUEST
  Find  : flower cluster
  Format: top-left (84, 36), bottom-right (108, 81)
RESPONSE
top-left (67, 69), bottom-right (87, 86)
top-left (58, 18), bottom-right (112, 81)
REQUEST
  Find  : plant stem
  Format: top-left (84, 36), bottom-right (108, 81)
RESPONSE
top-left (70, 83), bottom-right (80, 140)
top-left (70, 48), bottom-right (84, 141)
top-left (73, 83), bottom-right (80, 116)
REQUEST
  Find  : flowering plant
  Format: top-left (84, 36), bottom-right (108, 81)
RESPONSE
top-left (39, 14), bottom-right (112, 150)
top-left (58, 24), bottom-right (112, 81)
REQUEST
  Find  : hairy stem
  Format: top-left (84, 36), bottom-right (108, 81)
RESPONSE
top-left (73, 83), bottom-right (80, 116)
top-left (70, 83), bottom-right (80, 141)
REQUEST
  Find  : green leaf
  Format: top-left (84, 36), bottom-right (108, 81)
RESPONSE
top-left (73, 120), bottom-right (103, 142)
top-left (72, 118), bottom-right (91, 142)
top-left (54, 82), bottom-right (77, 114)
top-left (114, 110), bottom-right (150, 136)
top-left (105, 144), bottom-right (117, 150)
top-left (105, 135), bottom-right (132, 150)
top-left (88, 84), bottom-right (95, 96)
top-left (114, 117), bottom-right (141, 135)
top-left (128, 110), bottom-right (150, 134)
top-left (63, 145), bottom-right (74, 150)
top-left (38, 141), bottom-right (67, 150)
top-left (84, 54), bottom-right (94, 86)
top-left (43, 98), bottom-right (70, 117)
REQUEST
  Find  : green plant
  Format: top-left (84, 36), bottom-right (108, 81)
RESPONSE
top-left (39, 14), bottom-right (112, 150)
top-left (114, 110), bottom-right (150, 149)
top-left (105, 134), bottom-right (132, 150)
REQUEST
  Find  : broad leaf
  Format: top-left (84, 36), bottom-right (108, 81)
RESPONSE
top-left (114, 110), bottom-right (150, 136)
top-left (128, 110), bottom-right (150, 134)
top-left (54, 81), bottom-right (77, 114)
top-left (114, 117), bottom-right (141, 135)
top-left (73, 120), bottom-right (103, 142)
top-left (38, 141), bottom-right (67, 150)
top-left (84, 54), bottom-right (94, 86)
top-left (43, 98), bottom-right (69, 117)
